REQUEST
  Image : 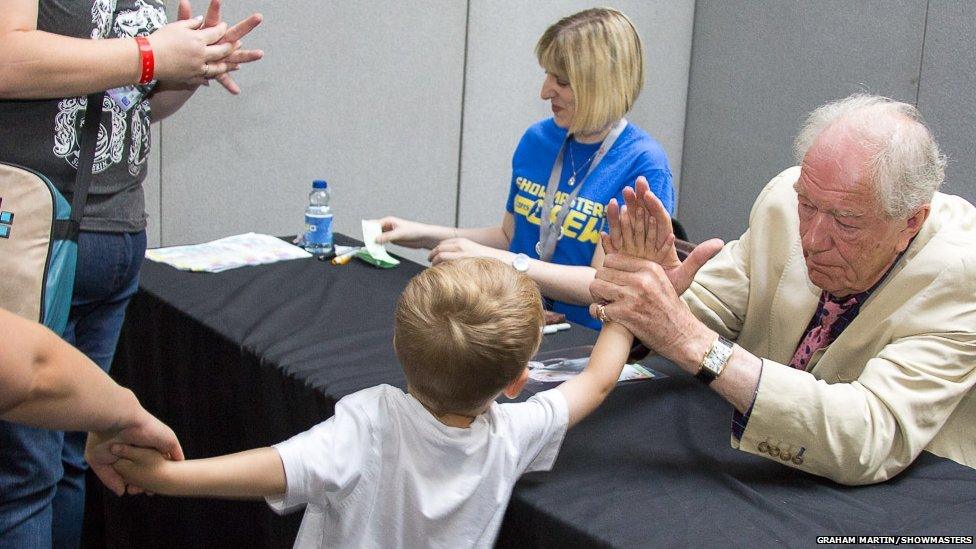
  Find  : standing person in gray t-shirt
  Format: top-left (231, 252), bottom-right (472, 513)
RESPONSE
top-left (0, 1), bottom-right (263, 547)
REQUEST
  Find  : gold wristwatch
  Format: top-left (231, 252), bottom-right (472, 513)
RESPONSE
top-left (695, 336), bottom-right (733, 384)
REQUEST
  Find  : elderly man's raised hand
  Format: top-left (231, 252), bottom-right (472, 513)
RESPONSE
top-left (603, 176), bottom-right (724, 295)
top-left (588, 254), bottom-right (703, 353)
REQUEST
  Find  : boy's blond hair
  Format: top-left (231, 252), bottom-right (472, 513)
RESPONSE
top-left (394, 258), bottom-right (544, 415)
top-left (535, 7), bottom-right (645, 135)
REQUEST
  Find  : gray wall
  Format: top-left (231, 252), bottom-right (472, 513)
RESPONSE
top-left (147, 1), bottom-right (467, 252)
top-left (145, 1), bottom-right (696, 256)
top-left (917, 0), bottom-right (976, 207)
top-left (679, 0), bottom-right (976, 243)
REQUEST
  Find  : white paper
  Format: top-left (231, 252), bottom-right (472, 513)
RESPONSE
top-left (146, 233), bottom-right (311, 273)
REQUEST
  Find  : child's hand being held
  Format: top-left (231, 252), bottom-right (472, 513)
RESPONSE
top-left (111, 444), bottom-right (176, 495)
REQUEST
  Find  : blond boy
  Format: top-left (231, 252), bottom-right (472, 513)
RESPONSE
top-left (110, 257), bottom-right (633, 548)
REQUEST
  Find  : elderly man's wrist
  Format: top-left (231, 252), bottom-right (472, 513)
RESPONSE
top-left (675, 325), bottom-right (718, 375)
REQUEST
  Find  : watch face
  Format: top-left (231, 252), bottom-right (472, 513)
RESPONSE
top-left (702, 356), bottom-right (723, 375)
top-left (702, 337), bottom-right (734, 377)
top-left (513, 254), bottom-right (530, 272)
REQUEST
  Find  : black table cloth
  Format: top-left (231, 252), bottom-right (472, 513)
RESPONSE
top-left (84, 235), bottom-right (976, 548)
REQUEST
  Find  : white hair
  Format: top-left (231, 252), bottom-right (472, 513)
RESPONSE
top-left (793, 94), bottom-right (946, 218)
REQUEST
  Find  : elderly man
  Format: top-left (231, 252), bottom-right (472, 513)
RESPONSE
top-left (591, 94), bottom-right (976, 485)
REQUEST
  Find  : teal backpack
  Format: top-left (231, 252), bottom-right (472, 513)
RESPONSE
top-left (0, 93), bottom-right (103, 334)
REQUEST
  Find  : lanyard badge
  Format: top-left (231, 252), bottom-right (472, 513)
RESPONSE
top-left (536, 119), bottom-right (627, 261)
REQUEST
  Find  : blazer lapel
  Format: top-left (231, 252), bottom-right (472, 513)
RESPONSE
top-left (767, 238), bottom-right (820, 364)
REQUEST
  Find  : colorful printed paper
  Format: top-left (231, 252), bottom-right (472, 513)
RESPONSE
top-left (146, 233), bottom-right (311, 273)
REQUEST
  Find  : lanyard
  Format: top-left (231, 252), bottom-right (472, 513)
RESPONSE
top-left (536, 118), bottom-right (627, 261)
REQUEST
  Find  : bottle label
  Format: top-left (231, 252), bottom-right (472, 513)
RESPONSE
top-left (304, 213), bottom-right (333, 246)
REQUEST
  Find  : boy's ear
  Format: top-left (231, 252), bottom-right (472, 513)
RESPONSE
top-left (503, 367), bottom-right (530, 399)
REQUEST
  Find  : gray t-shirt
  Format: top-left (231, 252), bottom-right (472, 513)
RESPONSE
top-left (0, 0), bottom-right (167, 232)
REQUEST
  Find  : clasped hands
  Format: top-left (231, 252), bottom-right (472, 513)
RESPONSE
top-left (150, 0), bottom-right (264, 94)
top-left (589, 176), bottom-right (724, 356)
top-left (84, 407), bottom-right (184, 497)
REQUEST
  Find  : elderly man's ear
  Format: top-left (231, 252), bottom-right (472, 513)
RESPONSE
top-left (897, 205), bottom-right (931, 252)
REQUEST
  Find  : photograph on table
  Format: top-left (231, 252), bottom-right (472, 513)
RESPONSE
top-left (524, 345), bottom-right (665, 393)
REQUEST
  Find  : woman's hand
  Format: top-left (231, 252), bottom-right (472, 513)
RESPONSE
top-left (85, 407), bottom-right (184, 496)
top-left (374, 217), bottom-right (443, 249)
top-left (428, 238), bottom-right (509, 265)
top-left (178, 0), bottom-right (264, 94)
top-left (148, 17), bottom-right (235, 84)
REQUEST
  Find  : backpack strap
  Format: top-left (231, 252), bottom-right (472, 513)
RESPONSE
top-left (63, 92), bottom-right (105, 241)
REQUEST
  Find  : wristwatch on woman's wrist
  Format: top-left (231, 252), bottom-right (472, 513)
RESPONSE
top-left (512, 253), bottom-right (530, 273)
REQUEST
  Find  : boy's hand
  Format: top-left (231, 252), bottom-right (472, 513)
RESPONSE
top-left (600, 176), bottom-right (724, 296)
top-left (603, 176), bottom-right (680, 265)
top-left (111, 444), bottom-right (177, 495)
top-left (85, 408), bottom-right (184, 496)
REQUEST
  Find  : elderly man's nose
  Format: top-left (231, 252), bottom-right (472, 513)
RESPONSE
top-left (803, 214), bottom-right (832, 251)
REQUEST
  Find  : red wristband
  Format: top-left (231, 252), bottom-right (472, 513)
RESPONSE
top-left (135, 36), bottom-right (154, 85)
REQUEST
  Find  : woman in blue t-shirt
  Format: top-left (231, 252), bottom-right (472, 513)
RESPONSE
top-left (377, 7), bottom-right (674, 330)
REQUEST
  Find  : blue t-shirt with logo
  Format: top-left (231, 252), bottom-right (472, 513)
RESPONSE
top-left (505, 118), bottom-right (674, 330)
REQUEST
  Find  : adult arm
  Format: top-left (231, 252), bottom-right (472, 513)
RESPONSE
top-left (590, 174), bottom-right (762, 435)
top-left (0, 308), bottom-right (183, 495)
top-left (0, 0), bottom-right (234, 99)
top-left (379, 213), bottom-right (603, 305)
top-left (735, 258), bottom-right (976, 485)
top-left (374, 215), bottom-right (509, 250)
top-left (0, 308), bottom-right (144, 430)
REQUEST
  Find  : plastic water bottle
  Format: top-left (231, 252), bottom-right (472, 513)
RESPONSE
top-left (304, 179), bottom-right (333, 256)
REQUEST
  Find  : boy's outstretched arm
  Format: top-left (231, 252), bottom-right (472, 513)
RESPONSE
top-left (556, 322), bottom-right (633, 427)
top-left (557, 175), bottom-right (686, 427)
top-left (112, 445), bottom-right (286, 499)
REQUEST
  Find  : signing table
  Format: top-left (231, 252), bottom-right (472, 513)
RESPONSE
top-left (84, 235), bottom-right (976, 548)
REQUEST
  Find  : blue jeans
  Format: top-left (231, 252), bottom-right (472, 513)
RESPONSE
top-left (0, 231), bottom-right (146, 549)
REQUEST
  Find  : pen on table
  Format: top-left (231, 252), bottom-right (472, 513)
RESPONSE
top-left (331, 246), bottom-right (363, 265)
top-left (542, 322), bottom-right (571, 335)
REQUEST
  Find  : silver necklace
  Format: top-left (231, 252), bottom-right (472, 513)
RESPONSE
top-left (567, 139), bottom-right (600, 187)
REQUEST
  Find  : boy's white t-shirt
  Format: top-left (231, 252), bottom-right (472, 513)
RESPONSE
top-left (266, 384), bottom-right (568, 549)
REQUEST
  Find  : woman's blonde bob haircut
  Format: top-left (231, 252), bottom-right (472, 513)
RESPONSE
top-left (536, 7), bottom-right (645, 135)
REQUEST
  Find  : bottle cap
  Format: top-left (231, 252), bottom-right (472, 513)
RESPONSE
top-left (312, 179), bottom-right (328, 189)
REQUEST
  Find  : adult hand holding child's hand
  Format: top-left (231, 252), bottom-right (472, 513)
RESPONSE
top-left (85, 408), bottom-right (184, 496)
top-left (110, 444), bottom-right (176, 495)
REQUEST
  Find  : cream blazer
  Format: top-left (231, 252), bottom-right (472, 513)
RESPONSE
top-left (683, 167), bottom-right (976, 485)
